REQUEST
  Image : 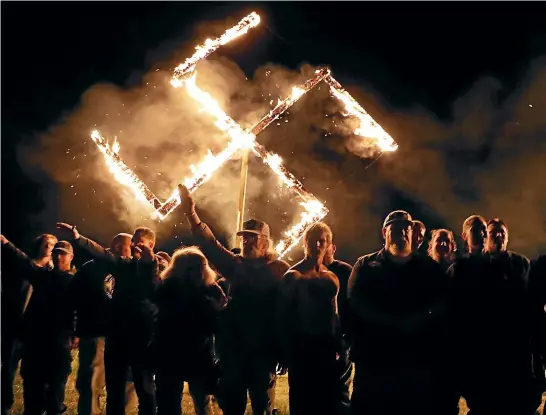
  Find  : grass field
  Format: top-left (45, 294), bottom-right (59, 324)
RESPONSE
top-left (9, 351), bottom-right (545, 414)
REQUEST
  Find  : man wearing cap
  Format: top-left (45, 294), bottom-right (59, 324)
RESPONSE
top-left (178, 184), bottom-right (290, 415)
top-left (0, 235), bottom-right (77, 415)
top-left (347, 211), bottom-right (455, 415)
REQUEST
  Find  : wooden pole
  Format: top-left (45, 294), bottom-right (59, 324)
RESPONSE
top-left (234, 149), bottom-right (250, 249)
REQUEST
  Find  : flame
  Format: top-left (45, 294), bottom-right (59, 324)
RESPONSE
top-left (325, 75), bottom-right (398, 152)
top-left (172, 12), bottom-right (261, 80)
top-left (90, 130), bottom-right (162, 209)
top-left (112, 137), bottom-right (120, 154)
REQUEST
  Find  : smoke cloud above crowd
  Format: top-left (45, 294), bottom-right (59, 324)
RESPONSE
top-left (17, 13), bottom-right (546, 262)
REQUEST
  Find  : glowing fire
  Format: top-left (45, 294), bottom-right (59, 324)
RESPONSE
top-left (89, 11), bottom-right (397, 258)
top-left (325, 75), bottom-right (398, 152)
top-left (172, 12), bottom-right (261, 80)
top-left (90, 130), bottom-right (162, 209)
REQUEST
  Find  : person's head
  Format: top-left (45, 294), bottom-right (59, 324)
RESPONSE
top-left (30, 233), bottom-right (58, 260)
top-left (382, 210), bottom-right (413, 257)
top-left (485, 218), bottom-right (509, 254)
top-left (110, 233), bottom-right (132, 258)
top-left (236, 219), bottom-right (271, 259)
top-left (411, 220), bottom-right (426, 252)
top-left (156, 251), bottom-right (172, 275)
top-left (52, 241), bottom-right (74, 272)
top-left (161, 246), bottom-right (216, 286)
top-left (462, 215), bottom-right (487, 254)
top-left (131, 227), bottom-right (156, 258)
top-left (303, 222), bottom-right (333, 262)
top-left (428, 229), bottom-right (457, 263)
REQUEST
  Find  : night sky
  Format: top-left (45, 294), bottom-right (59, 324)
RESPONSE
top-left (2, 2), bottom-right (546, 264)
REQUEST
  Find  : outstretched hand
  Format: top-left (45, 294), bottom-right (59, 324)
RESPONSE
top-left (56, 222), bottom-right (80, 240)
top-left (1, 234), bottom-right (8, 245)
top-left (178, 184), bottom-right (195, 216)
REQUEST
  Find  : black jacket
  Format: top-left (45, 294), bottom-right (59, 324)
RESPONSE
top-left (71, 259), bottom-right (113, 338)
top-left (1, 242), bottom-right (75, 346)
top-left (73, 236), bottom-right (160, 347)
top-left (348, 250), bottom-right (451, 385)
top-left (448, 251), bottom-right (541, 396)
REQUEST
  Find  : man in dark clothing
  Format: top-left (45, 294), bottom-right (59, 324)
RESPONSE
top-left (56, 223), bottom-right (160, 415)
top-left (347, 211), bottom-right (455, 415)
top-left (72, 233), bottom-right (137, 415)
top-left (179, 184), bottom-right (290, 415)
top-left (449, 218), bottom-right (544, 415)
top-left (1, 236), bottom-right (76, 415)
top-left (1, 233), bottom-right (57, 415)
top-left (411, 220), bottom-right (426, 253)
top-left (323, 236), bottom-right (353, 415)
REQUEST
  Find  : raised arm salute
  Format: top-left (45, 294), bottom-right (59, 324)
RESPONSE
top-left (55, 223), bottom-right (160, 415)
top-left (1, 235), bottom-right (76, 415)
top-left (178, 184), bottom-right (289, 415)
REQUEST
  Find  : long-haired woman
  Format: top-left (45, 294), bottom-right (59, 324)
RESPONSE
top-left (427, 229), bottom-right (457, 272)
top-left (153, 246), bottom-right (226, 415)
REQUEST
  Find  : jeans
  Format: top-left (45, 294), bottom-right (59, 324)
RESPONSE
top-left (76, 337), bottom-right (138, 415)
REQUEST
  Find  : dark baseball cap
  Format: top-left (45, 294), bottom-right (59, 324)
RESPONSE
top-left (53, 240), bottom-right (74, 254)
top-left (383, 210), bottom-right (413, 228)
top-left (236, 219), bottom-right (271, 238)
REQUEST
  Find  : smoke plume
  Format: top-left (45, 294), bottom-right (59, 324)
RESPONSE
top-left (18, 14), bottom-right (546, 263)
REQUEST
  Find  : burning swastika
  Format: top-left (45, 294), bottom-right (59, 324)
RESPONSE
top-left (90, 12), bottom-right (397, 257)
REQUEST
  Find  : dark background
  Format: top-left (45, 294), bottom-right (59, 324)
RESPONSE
top-left (2, 2), bottom-right (546, 264)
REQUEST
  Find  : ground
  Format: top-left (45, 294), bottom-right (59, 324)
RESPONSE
top-left (9, 352), bottom-right (546, 414)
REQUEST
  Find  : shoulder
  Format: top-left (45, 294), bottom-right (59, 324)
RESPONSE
top-left (322, 268), bottom-right (340, 291)
top-left (332, 260), bottom-right (353, 272)
top-left (269, 258), bottom-right (291, 276)
top-left (508, 250), bottom-right (530, 265)
top-left (352, 250), bottom-right (383, 272)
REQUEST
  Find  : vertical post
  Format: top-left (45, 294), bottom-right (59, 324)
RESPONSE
top-left (234, 149), bottom-right (250, 249)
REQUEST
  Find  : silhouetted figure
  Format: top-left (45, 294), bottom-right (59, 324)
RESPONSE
top-left (154, 246), bottom-right (226, 415)
top-left (1, 233), bottom-right (57, 415)
top-left (56, 223), bottom-right (160, 415)
top-left (348, 211), bottom-right (454, 415)
top-left (1, 236), bottom-right (76, 415)
top-left (179, 185), bottom-right (289, 415)
top-left (323, 233), bottom-right (353, 415)
top-left (278, 223), bottom-right (342, 415)
top-left (449, 218), bottom-right (543, 415)
top-left (72, 233), bottom-right (137, 415)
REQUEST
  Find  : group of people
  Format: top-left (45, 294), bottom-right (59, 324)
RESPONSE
top-left (1, 183), bottom-right (545, 415)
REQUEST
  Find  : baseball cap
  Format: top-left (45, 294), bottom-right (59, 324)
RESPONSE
top-left (53, 240), bottom-right (74, 254)
top-left (236, 219), bottom-right (271, 238)
top-left (383, 210), bottom-right (413, 228)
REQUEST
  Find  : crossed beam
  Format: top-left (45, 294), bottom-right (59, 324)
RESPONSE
top-left (90, 12), bottom-right (397, 257)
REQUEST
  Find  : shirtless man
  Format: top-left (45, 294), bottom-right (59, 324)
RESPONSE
top-left (277, 222), bottom-right (341, 415)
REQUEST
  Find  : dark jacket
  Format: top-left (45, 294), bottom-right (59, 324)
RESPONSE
top-left (71, 259), bottom-right (113, 338)
top-left (448, 251), bottom-right (542, 401)
top-left (153, 278), bottom-right (225, 377)
top-left (1, 242), bottom-right (75, 347)
top-left (73, 236), bottom-right (160, 347)
top-left (347, 249), bottom-right (452, 403)
top-left (191, 222), bottom-right (290, 360)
